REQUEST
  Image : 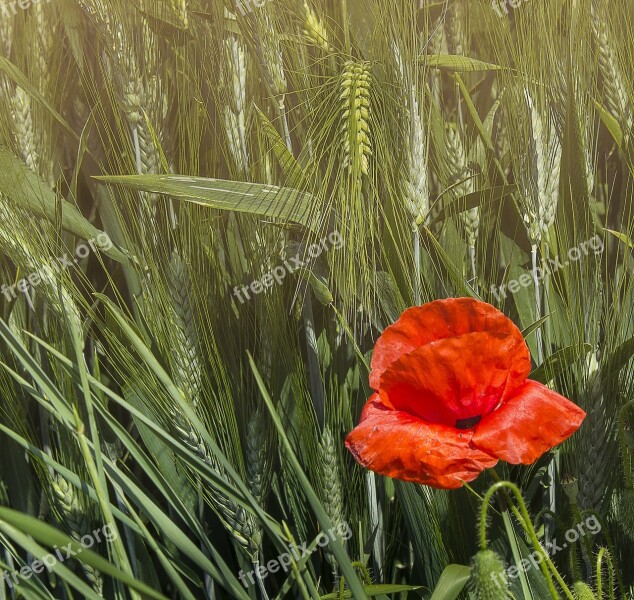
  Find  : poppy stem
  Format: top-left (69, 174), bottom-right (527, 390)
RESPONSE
top-left (596, 547), bottom-right (616, 600)
top-left (479, 479), bottom-right (575, 600)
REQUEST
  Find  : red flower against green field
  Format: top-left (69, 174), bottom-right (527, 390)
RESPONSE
top-left (345, 298), bottom-right (586, 489)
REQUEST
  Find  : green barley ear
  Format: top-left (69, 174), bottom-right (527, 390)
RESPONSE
top-left (169, 0), bottom-right (188, 29)
top-left (446, 0), bottom-right (468, 57)
top-left (591, 4), bottom-right (633, 138)
top-left (168, 250), bottom-right (203, 408)
top-left (252, 14), bottom-right (287, 102)
top-left (392, 42), bottom-right (429, 225)
top-left (573, 582), bottom-right (598, 599)
top-left (444, 122), bottom-right (478, 248)
top-left (0, 9), bottom-right (12, 58)
top-left (245, 408), bottom-right (270, 506)
top-left (51, 476), bottom-right (104, 594)
top-left (303, 1), bottom-right (332, 52)
top-left (340, 60), bottom-right (372, 177)
top-left (521, 87), bottom-right (561, 243)
top-left (468, 550), bottom-right (508, 600)
top-left (319, 427), bottom-right (346, 570)
top-left (402, 100), bottom-right (429, 224)
top-left (220, 36), bottom-right (249, 174)
top-left (174, 416), bottom-right (262, 557)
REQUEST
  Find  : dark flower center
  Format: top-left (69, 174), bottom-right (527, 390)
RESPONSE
top-left (455, 415), bottom-right (482, 430)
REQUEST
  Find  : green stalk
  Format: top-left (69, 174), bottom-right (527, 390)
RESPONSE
top-left (596, 547), bottom-right (616, 600)
top-left (414, 227), bottom-right (421, 305)
top-left (532, 242), bottom-right (556, 543)
top-left (341, 0), bottom-right (350, 54)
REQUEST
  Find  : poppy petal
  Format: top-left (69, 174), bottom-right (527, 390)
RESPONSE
top-left (378, 331), bottom-right (531, 426)
top-left (471, 380), bottom-right (586, 464)
top-left (369, 298), bottom-right (528, 390)
top-left (345, 395), bottom-right (498, 489)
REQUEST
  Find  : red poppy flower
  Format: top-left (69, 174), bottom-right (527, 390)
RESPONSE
top-left (345, 298), bottom-right (586, 489)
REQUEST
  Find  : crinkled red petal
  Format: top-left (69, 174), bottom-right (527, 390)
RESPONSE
top-left (369, 298), bottom-right (529, 390)
top-left (378, 331), bottom-right (531, 426)
top-left (471, 380), bottom-right (586, 464)
top-left (345, 394), bottom-right (498, 489)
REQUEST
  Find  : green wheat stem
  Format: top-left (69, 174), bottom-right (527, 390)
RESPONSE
top-left (532, 241), bottom-right (557, 544)
top-left (414, 228), bottom-right (421, 304)
top-left (281, 522), bottom-right (317, 600)
top-left (72, 407), bottom-right (139, 598)
top-left (341, 0), bottom-right (350, 54)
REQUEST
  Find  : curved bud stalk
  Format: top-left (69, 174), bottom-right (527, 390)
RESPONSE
top-left (479, 479), bottom-right (575, 600)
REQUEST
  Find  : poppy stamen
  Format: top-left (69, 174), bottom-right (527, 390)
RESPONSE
top-left (456, 416), bottom-right (482, 430)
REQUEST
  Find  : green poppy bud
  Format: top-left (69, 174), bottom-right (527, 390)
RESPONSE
top-left (573, 581), bottom-right (597, 599)
top-left (468, 550), bottom-right (508, 599)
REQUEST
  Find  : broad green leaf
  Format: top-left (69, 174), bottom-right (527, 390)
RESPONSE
top-left (425, 54), bottom-right (502, 72)
top-left (95, 174), bottom-right (320, 232)
top-left (248, 354), bottom-right (368, 600)
top-left (0, 146), bottom-right (129, 264)
top-left (137, 7), bottom-right (191, 42)
top-left (428, 564), bottom-right (470, 600)
top-left (522, 314), bottom-right (553, 339)
top-left (0, 508), bottom-right (167, 600)
top-left (320, 584), bottom-right (423, 599)
top-left (603, 335), bottom-right (634, 376)
top-left (0, 57), bottom-right (78, 141)
top-left (254, 105), bottom-right (305, 188)
top-left (604, 228), bottom-right (634, 249)
top-left (428, 185), bottom-right (518, 226)
top-left (594, 101), bottom-right (624, 148)
top-left (302, 269), bottom-right (334, 305)
top-left (530, 344), bottom-right (593, 384)
top-left (500, 512), bottom-right (533, 599)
